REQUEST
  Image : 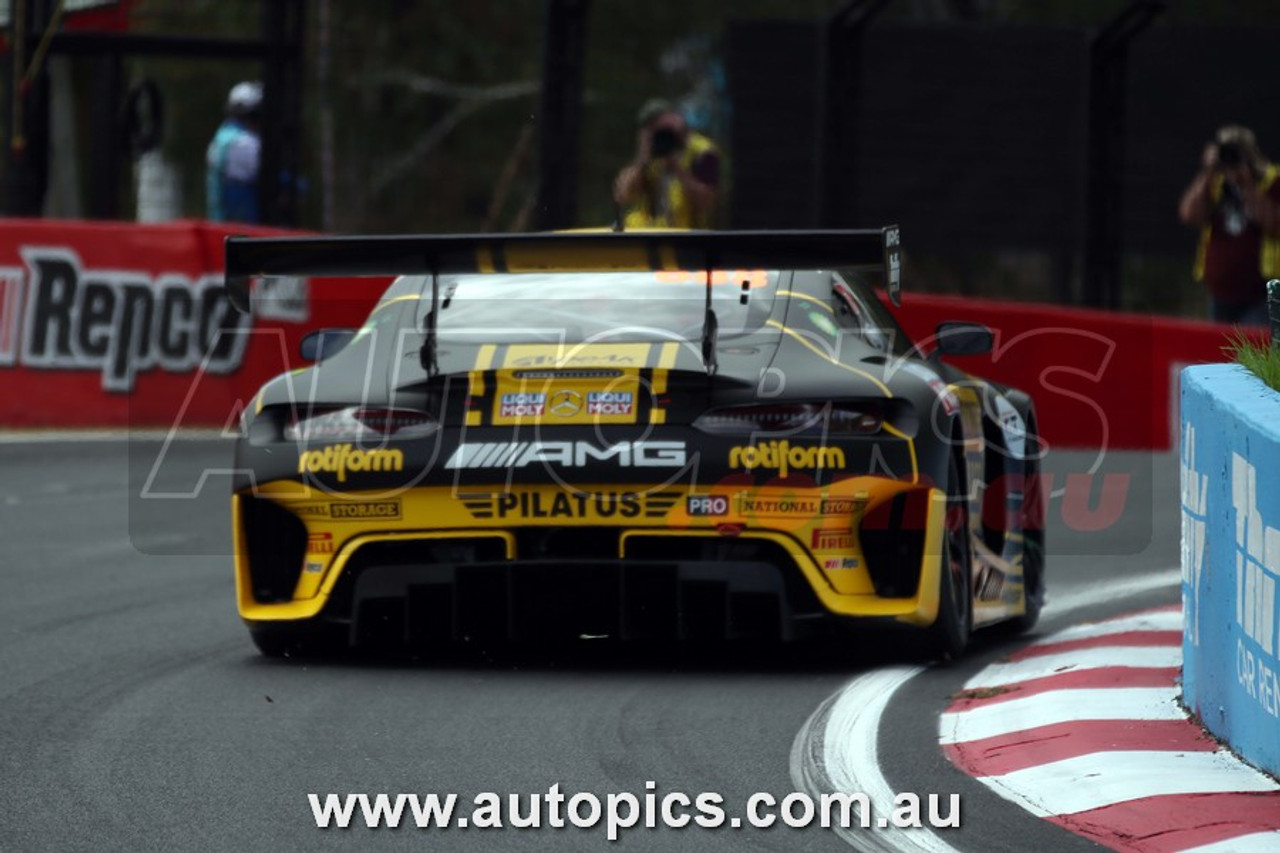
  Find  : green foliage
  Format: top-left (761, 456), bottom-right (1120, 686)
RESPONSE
top-left (1225, 328), bottom-right (1280, 392)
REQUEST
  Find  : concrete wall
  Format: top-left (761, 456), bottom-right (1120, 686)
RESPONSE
top-left (1181, 363), bottom-right (1280, 777)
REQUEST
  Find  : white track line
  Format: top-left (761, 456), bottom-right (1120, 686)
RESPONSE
top-left (976, 749), bottom-right (1280, 818)
top-left (807, 666), bottom-right (961, 853)
top-left (962, 645), bottom-right (1180, 689)
top-left (939, 687), bottom-right (1182, 744)
top-left (1040, 608), bottom-right (1183, 642)
top-left (1041, 567), bottom-right (1180, 618)
top-left (795, 567), bottom-right (1182, 853)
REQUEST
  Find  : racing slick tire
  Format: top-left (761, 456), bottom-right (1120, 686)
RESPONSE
top-left (1004, 415), bottom-right (1046, 635)
top-left (926, 450), bottom-right (973, 662)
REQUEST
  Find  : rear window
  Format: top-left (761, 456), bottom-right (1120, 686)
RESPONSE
top-left (409, 270), bottom-right (781, 344)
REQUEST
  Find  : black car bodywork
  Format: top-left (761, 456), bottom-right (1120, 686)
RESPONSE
top-left (224, 229), bottom-right (1045, 658)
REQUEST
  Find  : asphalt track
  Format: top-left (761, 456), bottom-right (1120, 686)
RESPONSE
top-left (0, 438), bottom-right (1179, 851)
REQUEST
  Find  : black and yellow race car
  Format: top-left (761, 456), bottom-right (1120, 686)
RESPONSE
top-left (224, 229), bottom-right (1044, 659)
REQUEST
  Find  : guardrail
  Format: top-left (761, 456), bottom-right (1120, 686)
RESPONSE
top-left (1180, 363), bottom-right (1280, 777)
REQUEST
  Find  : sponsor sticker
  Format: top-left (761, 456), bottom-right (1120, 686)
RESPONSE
top-left (503, 344), bottom-right (650, 369)
top-left (737, 495), bottom-right (821, 517)
top-left (291, 502), bottom-right (402, 521)
top-left (820, 498), bottom-right (865, 515)
top-left (993, 394), bottom-right (1027, 459)
top-left (499, 392), bottom-right (545, 418)
top-left (822, 557), bottom-right (860, 571)
top-left (329, 502), bottom-right (401, 520)
top-left (307, 531), bottom-right (335, 554)
top-left (587, 390), bottom-right (633, 416)
top-left (729, 441), bottom-right (846, 477)
top-left (297, 444), bottom-right (405, 482)
top-left (460, 490), bottom-right (679, 520)
top-left (445, 440), bottom-right (686, 470)
top-left (812, 529), bottom-right (853, 550)
top-left (686, 495), bottom-right (729, 517)
top-left (899, 362), bottom-right (960, 416)
top-left (304, 560), bottom-right (325, 574)
top-left (251, 275), bottom-right (309, 323)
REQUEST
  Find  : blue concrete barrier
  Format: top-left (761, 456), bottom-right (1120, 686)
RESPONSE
top-left (1181, 363), bottom-right (1280, 777)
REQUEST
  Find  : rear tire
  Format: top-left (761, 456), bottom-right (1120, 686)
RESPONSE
top-left (1007, 417), bottom-right (1046, 634)
top-left (926, 452), bottom-right (973, 662)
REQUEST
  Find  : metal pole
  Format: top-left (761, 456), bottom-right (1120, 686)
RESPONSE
top-left (1269, 279), bottom-right (1280, 348)
top-left (2, 0), bottom-right (47, 216)
top-left (86, 51), bottom-right (121, 218)
top-left (534, 0), bottom-right (588, 232)
top-left (814, 0), bottom-right (892, 228)
top-left (259, 0), bottom-right (304, 227)
top-left (1082, 0), bottom-right (1164, 308)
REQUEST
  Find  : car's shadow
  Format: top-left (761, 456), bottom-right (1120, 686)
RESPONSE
top-left (242, 622), bottom-right (1036, 678)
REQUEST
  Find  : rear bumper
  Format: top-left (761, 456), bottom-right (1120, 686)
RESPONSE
top-left (233, 480), bottom-right (947, 645)
top-left (340, 558), bottom-right (816, 644)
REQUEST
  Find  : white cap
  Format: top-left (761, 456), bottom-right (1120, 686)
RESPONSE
top-left (227, 81), bottom-right (263, 114)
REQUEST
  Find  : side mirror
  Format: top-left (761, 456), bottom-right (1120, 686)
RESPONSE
top-left (300, 328), bottom-right (357, 362)
top-left (935, 321), bottom-right (993, 356)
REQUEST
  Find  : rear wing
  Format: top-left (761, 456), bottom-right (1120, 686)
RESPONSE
top-left (222, 227), bottom-right (904, 314)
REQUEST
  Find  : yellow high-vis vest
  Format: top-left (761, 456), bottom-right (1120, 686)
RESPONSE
top-left (1194, 164), bottom-right (1280, 281)
top-left (623, 132), bottom-right (719, 230)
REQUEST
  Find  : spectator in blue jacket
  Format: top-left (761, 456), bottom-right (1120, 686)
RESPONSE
top-left (206, 82), bottom-right (262, 223)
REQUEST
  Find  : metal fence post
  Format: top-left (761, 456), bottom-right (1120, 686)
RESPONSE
top-left (1269, 279), bottom-right (1280, 348)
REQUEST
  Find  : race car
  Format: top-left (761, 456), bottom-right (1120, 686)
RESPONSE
top-left (223, 229), bottom-right (1045, 659)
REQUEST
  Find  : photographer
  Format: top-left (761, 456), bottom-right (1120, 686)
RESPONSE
top-left (613, 99), bottom-right (721, 229)
top-left (1178, 125), bottom-right (1280, 326)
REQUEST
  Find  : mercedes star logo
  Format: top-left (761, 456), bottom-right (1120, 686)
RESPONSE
top-left (549, 389), bottom-right (582, 417)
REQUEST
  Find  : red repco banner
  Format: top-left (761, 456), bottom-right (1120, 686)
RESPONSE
top-left (884, 292), bottom-right (1247, 451)
top-left (0, 218), bottom-right (382, 429)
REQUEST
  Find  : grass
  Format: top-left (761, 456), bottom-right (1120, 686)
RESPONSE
top-left (1225, 329), bottom-right (1280, 392)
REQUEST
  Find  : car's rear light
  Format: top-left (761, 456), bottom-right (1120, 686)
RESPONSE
top-left (692, 402), bottom-right (883, 436)
top-left (283, 406), bottom-right (438, 441)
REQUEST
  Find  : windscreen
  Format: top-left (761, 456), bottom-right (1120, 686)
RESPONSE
top-left (412, 270), bottom-right (781, 344)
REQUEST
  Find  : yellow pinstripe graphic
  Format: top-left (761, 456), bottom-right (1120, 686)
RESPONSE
top-left (648, 341), bottom-right (680, 422)
top-left (778, 290), bottom-right (834, 312)
top-left (471, 344), bottom-right (497, 394)
top-left (881, 423), bottom-right (919, 483)
top-left (766, 319), bottom-right (918, 483)
top-left (658, 341), bottom-right (679, 369)
top-left (369, 294), bottom-right (420, 316)
top-left (651, 341), bottom-right (679, 395)
top-left (766, 319), bottom-right (891, 396)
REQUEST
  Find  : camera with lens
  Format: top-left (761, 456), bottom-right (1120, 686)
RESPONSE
top-left (649, 127), bottom-right (682, 159)
top-left (1217, 141), bottom-right (1243, 168)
